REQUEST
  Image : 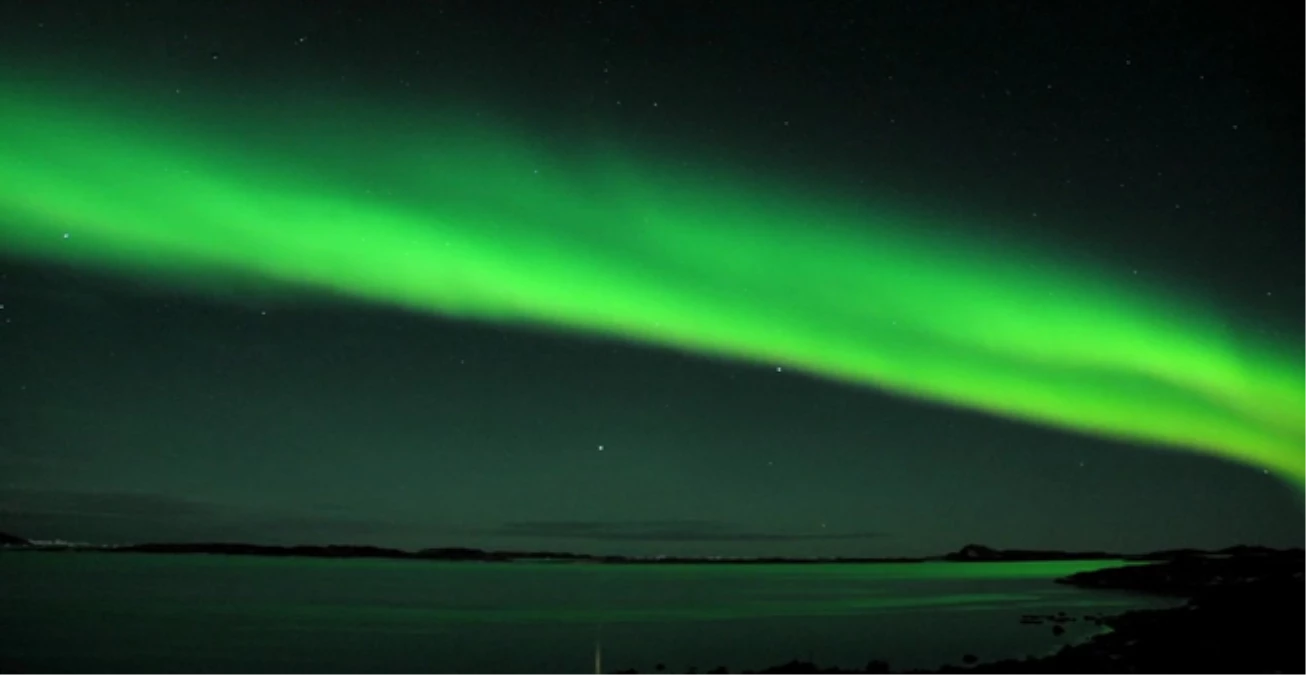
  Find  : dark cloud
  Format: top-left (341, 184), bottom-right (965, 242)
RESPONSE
top-left (491, 519), bottom-right (889, 542)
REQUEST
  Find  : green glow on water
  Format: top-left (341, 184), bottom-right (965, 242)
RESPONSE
top-left (0, 75), bottom-right (1299, 484)
top-left (51, 556), bottom-right (1146, 625)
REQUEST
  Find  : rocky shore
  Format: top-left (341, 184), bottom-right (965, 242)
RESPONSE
top-left (617, 548), bottom-right (1305, 674)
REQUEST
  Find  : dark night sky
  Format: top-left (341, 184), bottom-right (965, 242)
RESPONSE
top-left (0, 0), bottom-right (1301, 557)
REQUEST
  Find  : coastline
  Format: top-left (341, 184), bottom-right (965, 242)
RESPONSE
top-left (4, 535), bottom-right (1300, 673)
top-left (0, 537), bottom-right (1261, 566)
top-left (648, 547), bottom-right (1304, 674)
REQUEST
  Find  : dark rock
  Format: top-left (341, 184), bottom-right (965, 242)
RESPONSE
top-left (1128, 547), bottom-right (1208, 561)
top-left (943, 543), bottom-right (1117, 562)
top-left (1051, 624), bottom-right (1065, 636)
top-left (1057, 547), bottom-right (1304, 596)
top-left (961, 654), bottom-right (978, 664)
top-left (416, 547), bottom-right (514, 561)
top-left (1215, 544), bottom-right (1278, 556)
top-left (0, 531), bottom-right (30, 546)
top-left (945, 544), bottom-right (1002, 561)
top-left (863, 659), bottom-right (890, 673)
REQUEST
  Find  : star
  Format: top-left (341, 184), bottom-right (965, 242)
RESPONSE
top-left (597, 445), bottom-right (604, 452)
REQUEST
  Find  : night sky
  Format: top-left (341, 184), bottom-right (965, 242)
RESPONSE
top-left (0, 0), bottom-right (1301, 558)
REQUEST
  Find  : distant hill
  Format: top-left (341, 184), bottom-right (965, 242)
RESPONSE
top-left (1127, 547), bottom-right (1209, 561)
top-left (6, 532), bottom-right (1298, 566)
top-left (943, 543), bottom-right (1118, 562)
top-left (114, 542), bottom-right (416, 559)
top-left (416, 547), bottom-right (513, 561)
top-left (0, 531), bottom-right (30, 546)
top-left (115, 543), bottom-right (518, 561)
top-left (939, 543), bottom-right (1304, 563)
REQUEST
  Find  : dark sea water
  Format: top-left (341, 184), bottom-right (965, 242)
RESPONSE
top-left (0, 552), bottom-right (1180, 673)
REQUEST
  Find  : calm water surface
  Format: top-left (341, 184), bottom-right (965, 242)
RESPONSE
top-left (0, 552), bottom-right (1179, 673)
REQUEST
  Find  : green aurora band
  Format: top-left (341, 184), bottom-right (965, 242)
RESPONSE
top-left (0, 77), bottom-right (1301, 487)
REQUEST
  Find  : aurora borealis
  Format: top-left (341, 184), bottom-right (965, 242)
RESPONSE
top-left (1, 73), bottom-right (1300, 486)
top-left (2, 1), bottom-right (1306, 553)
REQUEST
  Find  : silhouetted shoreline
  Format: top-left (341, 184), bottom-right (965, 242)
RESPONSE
top-left (5, 531), bottom-right (1301, 672)
top-left (0, 531), bottom-right (30, 546)
top-left (1, 538), bottom-right (927, 563)
top-left (605, 547), bottom-right (1302, 674)
top-left (4, 531), bottom-right (1284, 566)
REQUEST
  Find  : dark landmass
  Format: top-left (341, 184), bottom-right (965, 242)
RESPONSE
top-left (93, 542), bottom-right (924, 563)
top-left (5, 530), bottom-right (1301, 672)
top-left (934, 542), bottom-right (1278, 563)
top-left (610, 547), bottom-right (1303, 674)
top-left (2, 534), bottom-right (928, 563)
top-left (0, 531), bottom-right (30, 546)
top-left (0, 538), bottom-right (1116, 564)
top-left (117, 542), bottom-right (419, 559)
top-left (941, 543), bottom-right (1118, 562)
top-left (1, 533), bottom-right (1293, 569)
top-left (1056, 544), bottom-right (1304, 594)
top-left (108, 542), bottom-right (528, 561)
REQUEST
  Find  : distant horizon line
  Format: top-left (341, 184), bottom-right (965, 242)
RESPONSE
top-left (3, 533), bottom-right (1298, 563)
